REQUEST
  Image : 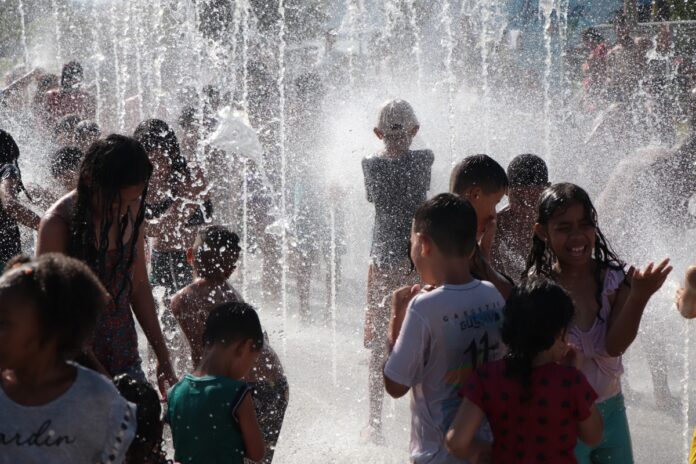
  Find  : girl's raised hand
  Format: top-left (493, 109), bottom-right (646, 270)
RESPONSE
top-left (629, 259), bottom-right (672, 299)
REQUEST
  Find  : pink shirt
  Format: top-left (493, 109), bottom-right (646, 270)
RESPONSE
top-left (568, 268), bottom-right (625, 402)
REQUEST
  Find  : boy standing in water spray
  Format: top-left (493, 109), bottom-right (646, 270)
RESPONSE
top-left (362, 99), bottom-right (434, 443)
top-left (490, 154), bottom-right (549, 281)
top-left (384, 194), bottom-right (505, 463)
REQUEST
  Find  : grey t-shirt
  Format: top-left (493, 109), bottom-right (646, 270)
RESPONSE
top-left (0, 364), bottom-right (136, 464)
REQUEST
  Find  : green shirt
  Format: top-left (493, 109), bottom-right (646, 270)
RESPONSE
top-left (167, 374), bottom-right (249, 464)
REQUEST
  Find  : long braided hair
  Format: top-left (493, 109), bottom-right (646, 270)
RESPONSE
top-left (68, 134), bottom-right (152, 303)
top-left (523, 183), bottom-right (625, 318)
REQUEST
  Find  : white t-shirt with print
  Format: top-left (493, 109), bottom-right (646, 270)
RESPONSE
top-left (384, 280), bottom-right (505, 464)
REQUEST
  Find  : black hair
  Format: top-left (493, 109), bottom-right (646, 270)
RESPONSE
top-left (50, 146), bottom-right (83, 180)
top-left (69, 134), bottom-right (152, 304)
top-left (507, 154), bottom-right (548, 186)
top-left (203, 302), bottom-right (264, 351)
top-left (178, 106), bottom-right (198, 130)
top-left (37, 74), bottom-right (60, 94)
top-left (61, 60), bottom-right (83, 89)
top-left (193, 226), bottom-right (241, 281)
top-left (413, 193), bottom-right (477, 257)
top-left (0, 253), bottom-right (107, 359)
top-left (133, 119), bottom-right (189, 181)
top-left (449, 154), bottom-right (509, 195)
top-left (0, 129), bottom-right (30, 200)
top-left (523, 183), bottom-right (625, 313)
top-left (75, 120), bottom-right (101, 143)
top-left (53, 114), bottom-right (83, 142)
top-left (502, 276), bottom-right (575, 395)
top-left (582, 27), bottom-right (604, 45)
top-left (114, 375), bottom-right (169, 464)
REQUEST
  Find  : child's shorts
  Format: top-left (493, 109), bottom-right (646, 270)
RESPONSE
top-left (575, 393), bottom-right (634, 464)
top-left (249, 377), bottom-right (289, 463)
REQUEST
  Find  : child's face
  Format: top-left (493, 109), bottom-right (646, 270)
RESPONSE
top-left (462, 187), bottom-right (505, 240)
top-left (409, 224), bottom-right (438, 285)
top-left (237, 340), bottom-right (261, 378)
top-left (508, 185), bottom-right (546, 210)
top-left (550, 329), bottom-right (569, 363)
top-left (536, 202), bottom-right (596, 268)
top-left (0, 296), bottom-right (44, 370)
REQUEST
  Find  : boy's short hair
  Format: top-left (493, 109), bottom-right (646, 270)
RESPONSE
top-left (75, 120), bottom-right (101, 141)
top-left (507, 154), bottom-right (548, 187)
top-left (0, 253), bottom-right (108, 359)
top-left (193, 225), bottom-right (241, 280)
top-left (50, 146), bottom-right (83, 179)
top-left (54, 114), bottom-right (82, 141)
top-left (449, 154), bottom-right (509, 195)
top-left (377, 99), bottom-right (419, 136)
top-left (203, 302), bottom-right (264, 351)
top-left (61, 60), bottom-right (84, 89)
top-left (413, 193), bottom-right (477, 257)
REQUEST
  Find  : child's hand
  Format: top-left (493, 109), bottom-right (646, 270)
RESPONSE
top-left (156, 361), bottom-right (178, 398)
top-left (628, 259), bottom-right (672, 300)
top-left (479, 218), bottom-right (497, 259)
top-left (560, 344), bottom-right (582, 369)
top-left (388, 284), bottom-right (421, 350)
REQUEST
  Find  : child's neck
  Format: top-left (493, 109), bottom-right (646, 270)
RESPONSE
top-left (532, 349), bottom-right (556, 367)
top-left (195, 350), bottom-right (242, 381)
top-left (555, 258), bottom-right (594, 280)
top-left (383, 146), bottom-right (409, 158)
top-left (2, 354), bottom-right (75, 406)
top-left (195, 275), bottom-right (231, 288)
top-left (431, 258), bottom-right (474, 286)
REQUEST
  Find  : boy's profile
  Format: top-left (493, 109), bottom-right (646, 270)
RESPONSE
top-left (449, 154), bottom-right (513, 299)
top-left (384, 193), bottom-right (505, 463)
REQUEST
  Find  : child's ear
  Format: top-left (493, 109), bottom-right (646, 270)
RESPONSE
top-left (533, 223), bottom-right (548, 242)
top-left (418, 233), bottom-right (431, 257)
top-left (408, 125), bottom-right (419, 137)
top-left (186, 247), bottom-right (194, 265)
top-left (374, 128), bottom-right (385, 140)
top-left (468, 186), bottom-right (483, 201)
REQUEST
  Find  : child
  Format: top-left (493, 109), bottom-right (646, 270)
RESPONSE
top-left (491, 154), bottom-right (550, 281)
top-left (75, 120), bottom-right (101, 152)
top-left (362, 99), bottom-right (434, 441)
top-left (29, 145), bottom-right (84, 209)
top-left (36, 134), bottom-right (177, 392)
top-left (524, 182), bottom-right (671, 464)
top-left (167, 302), bottom-right (266, 463)
top-left (449, 154), bottom-right (513, 299)
top-left (677, 265), bottom-right (696, 319)
top-left (0, 129), bottom-right (40, 267)
top-left (446, 277), bottom-right (603, 463)
top-left (43, 61), bottom-right (96, 127)
top-left (384, 193), bottom-right (506, 463)
top-left (53, 113), bottom-right (83, 147)
top-left (171, 225), bottom-right (288, 463)
top-left (0, 254), bottom-right (136, 462)
top-left (114, 374), bottom-right (169, 464)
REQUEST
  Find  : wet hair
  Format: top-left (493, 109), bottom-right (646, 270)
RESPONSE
top-left (450, 154), bottom-right (509, 195)
top-left (0, 129), bottom-right (30, 199)
top-left (203, 302), bottom-right (264, 351)
top-left (50, 146), bottom-right (83, 180)
top-left (582, 27), bottom-right (603, 45)
top-left (507, 154), bottom-right (548, 186)
top-left (193, 226), bottom-right (241, 281)
top-left (0, 254), bottom-right (107, 359)
top-left (61, 60), bottom-right (83, 89)
top-left (523, 183), bottom-right (625, 311)
top-left (502, 277), bottom-right (575, 395)
top-left (114, 375), bottom-right (169, 464)
top-left (69, 134), bottom-right (152, 303)
top-left (75, 120), bottom-right (101, 144)
top-left (178, 106), bottom-right (198, 130)
top-left (413, 193), bottom-right (477, 257)
top-left (133, 119), bottom-right (189, 181)
top-left (36, 74), bottom-right (60, 96)
top-left (54, 114), bottom-right (83, 143)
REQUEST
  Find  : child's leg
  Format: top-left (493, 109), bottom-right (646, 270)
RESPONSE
top-left (365, 262), bottom-right (387, 433)
top-left (250, 378), bottom-right (290, 463)
top-left (579, 394), bottom-right (634, 464)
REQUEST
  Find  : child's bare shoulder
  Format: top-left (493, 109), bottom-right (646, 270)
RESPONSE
top-left (170, 285), bottom-right (200, 317)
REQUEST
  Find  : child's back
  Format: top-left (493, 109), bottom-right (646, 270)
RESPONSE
top-left (464, 360), bottom-right (596, 463)
top-left (385, 280), bottom-right (505, 462)
top-left (168, 374), bottom-right (250, 463)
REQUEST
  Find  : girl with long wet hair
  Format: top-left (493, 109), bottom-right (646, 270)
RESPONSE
top-left (36, 134), bottom-right (177, 393)
top-left (524, 182), bottom-right (670, 464)
top-left (0, 129), bottom-right (39, 267)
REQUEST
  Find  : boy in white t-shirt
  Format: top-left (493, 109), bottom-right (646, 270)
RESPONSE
top-left (384, 193), bottom-right (505, 464)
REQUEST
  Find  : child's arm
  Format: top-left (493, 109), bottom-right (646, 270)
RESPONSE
top-left (578, 404), bottom-right (603, 446)
top-left (236, 391), bottom-right (265, 462)
top-left (445, 398), bottom-right (491, 463)
top-left (130, 228), bottom-right (178, 394)
top-left (606, 259), bottom-right (672, 357)
top-left (0, 177), bottom-right (40, 230)
top-left (170, 290), bottom-right (203, 366)
top-left (36, 211), bottom-right (70, 254)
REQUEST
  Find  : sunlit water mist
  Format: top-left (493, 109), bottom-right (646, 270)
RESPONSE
top-left (2, 0), bottom-right (694, 461)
